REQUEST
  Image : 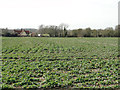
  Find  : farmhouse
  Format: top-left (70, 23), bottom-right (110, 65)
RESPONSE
top-left (14, 29), bottom-right (30, 37)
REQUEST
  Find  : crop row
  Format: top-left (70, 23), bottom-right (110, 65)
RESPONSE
top-left (1, 37), bottom-right (119, 89)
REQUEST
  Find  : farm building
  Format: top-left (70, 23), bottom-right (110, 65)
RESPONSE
top-left (14, 29), bottom-right (31, 37)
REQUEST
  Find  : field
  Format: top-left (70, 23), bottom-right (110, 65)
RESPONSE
top-left (1, 37), bottom-right (119, 89)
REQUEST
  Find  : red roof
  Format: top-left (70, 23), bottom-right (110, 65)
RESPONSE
top-left (14, 30), bottom-right (21, 34)
top-left (25, 31), bottom-right (30, 34)
top-left (14, 30), bottom-right (30, 34)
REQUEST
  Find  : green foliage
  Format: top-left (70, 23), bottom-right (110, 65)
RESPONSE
top-left (2, 37), bottom-right (119, 89)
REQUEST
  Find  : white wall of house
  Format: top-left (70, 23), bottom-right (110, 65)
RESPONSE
top-left (38, 34), bottom-right (41, 37)
top-left (20, 31), bottom-right (27, 36)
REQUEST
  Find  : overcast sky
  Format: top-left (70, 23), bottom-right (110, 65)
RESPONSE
top-left (0, 0), bottom-right (119, 29)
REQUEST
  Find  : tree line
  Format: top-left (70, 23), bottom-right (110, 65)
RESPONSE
top-left (1, 24), bottom-right (119, 37)
top-left (38, 24), bottom-right (119, 37)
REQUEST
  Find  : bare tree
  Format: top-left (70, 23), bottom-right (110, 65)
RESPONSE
top-left (59, 23), bottom-right (69, 37)
top-left (59, 23), bottom-right (69, 30)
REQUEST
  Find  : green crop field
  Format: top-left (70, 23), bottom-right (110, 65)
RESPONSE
top-left (1, 37), bottom-right (119, 89)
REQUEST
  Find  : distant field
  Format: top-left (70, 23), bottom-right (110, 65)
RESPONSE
top-left (2, 37), bottom-right (119, 89)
